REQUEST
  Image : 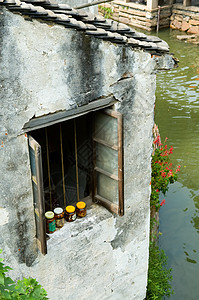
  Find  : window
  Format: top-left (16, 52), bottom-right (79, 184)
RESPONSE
top-left (28, 108), bottom-right (124, 255)
top-left (93, 109), bottom-right (124, 216)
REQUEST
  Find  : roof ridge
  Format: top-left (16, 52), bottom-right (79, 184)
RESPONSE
top-left (0, 0), bottom-right (170, 54)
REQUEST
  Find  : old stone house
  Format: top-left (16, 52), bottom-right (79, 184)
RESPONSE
top-left (100, 0), bottom-right (199, 32)
top-left (0, 0), bottom-right (175, 299)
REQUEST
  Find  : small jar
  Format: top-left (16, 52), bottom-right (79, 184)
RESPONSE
top-left (45, 211), bottom-right (56, 234)
top-left (54, 207), bottom-right (65, 228)
top-left (76, 201), bottom-right (87, 218)
top-left (65, 205), bottom-right (76, 222)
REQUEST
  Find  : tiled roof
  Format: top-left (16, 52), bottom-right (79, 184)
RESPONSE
top-left (0, 0), bottom-right (170, 53)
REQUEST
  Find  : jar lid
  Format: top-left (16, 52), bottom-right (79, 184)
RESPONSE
top-left (54, 207), bottom-right (63, 215)
top-left (66, 205), bottom-right (75, 213)
top-left (76, 201), bottom-right (86, 209)
top-left (45, 211), bottom-right (54, 219)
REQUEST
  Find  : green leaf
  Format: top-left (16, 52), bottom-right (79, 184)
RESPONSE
top-left (0, 274), bottom-right (4, 286)
top-left (0, 289), bottom-right (11, 299)
top-left (0, 250), bottom-right (48, 299)
top-left (4, 277), bottom-right (14, 286)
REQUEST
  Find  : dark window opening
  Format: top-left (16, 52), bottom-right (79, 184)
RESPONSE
top-left (30, 114), bottom-right (93, 211)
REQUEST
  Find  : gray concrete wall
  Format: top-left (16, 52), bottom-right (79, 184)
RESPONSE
top-left (0, 7), bottom-right (174, 300)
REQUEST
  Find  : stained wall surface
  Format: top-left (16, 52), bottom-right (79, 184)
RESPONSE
top-left (0, 7), bottom-right (174, 300)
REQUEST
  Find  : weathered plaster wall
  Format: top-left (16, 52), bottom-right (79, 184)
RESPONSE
top-left (0, 7), bottom-right (174, 300)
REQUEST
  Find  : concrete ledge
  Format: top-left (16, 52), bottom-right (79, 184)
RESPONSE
top-left (114, 0), bottom-right (147, 11)
top-left (113, 1), bottom-right (171, 12)
top-left (176, 34), bottom-right (195, 40)
top-left (173, 4), bottom-right (199, 13)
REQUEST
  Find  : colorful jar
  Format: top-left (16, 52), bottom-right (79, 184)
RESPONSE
top-left (76, 201), bottom-right (87, 218)
top-left (65, 205), bottom-right (76, 222)
top-left (54, 207), bottom-right (65, 228)
top-left (45, 211), bottom-right (56, 234)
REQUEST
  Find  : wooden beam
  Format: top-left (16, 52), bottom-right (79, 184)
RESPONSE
top-left (93, 137), bottom-right (118, 150)
top-left (94, 166), bottom-right (119, 181)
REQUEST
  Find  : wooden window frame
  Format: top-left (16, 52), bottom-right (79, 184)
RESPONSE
top-left (28, 107), bottom-right (124, 255)
top-left (92, 109), bottom-right (124, 216)
top-left (29, 136), bottom-right (47, 255)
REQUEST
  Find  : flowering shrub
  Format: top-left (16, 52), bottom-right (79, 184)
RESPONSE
top-left (147, 131), bottom-right (178, 299)
top-left (151, 135), bottom-right (180, 209)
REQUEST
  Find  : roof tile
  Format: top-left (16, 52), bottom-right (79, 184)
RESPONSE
top-left (53, 13), bottom-right (70, 24)
top-left (1, 0), bottom-right (171, 54)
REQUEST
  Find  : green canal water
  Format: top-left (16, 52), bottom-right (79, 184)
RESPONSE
top-left (154, 29), bottom-right (199, 299)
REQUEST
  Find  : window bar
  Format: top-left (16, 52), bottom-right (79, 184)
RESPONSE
top-left (45, 128), bottom-right (52, 211)
top-left (60, 124), bottom-right (66, 208)
top-left (92, 114), bottom-right (97, 201)
top-left (117, 113), bottom-right (124, 216)
top-left (74, 119), bottom-right (80, 202)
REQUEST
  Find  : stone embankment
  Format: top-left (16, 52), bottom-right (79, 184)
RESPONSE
top-left (170, 4), bottom-right (199, 44)
top-left (99, 2), bottom-right (199, 44)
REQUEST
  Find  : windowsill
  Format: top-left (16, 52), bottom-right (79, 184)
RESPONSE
top-left (46, 197), bottom-right (113, 251)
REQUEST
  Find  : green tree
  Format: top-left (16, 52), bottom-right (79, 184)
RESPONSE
top-left (0, 249), bottom-right (48, 300)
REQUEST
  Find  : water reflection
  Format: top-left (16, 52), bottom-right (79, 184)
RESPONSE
top-left (159, 183), bottom-right (199, 299)
top-left (154, 29), bottom-right (199, 299)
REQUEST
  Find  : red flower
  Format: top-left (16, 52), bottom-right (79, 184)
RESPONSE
top-left (161, 172), bottom-right (166, 178)
top-left (167, 170), bottom-right (173, 177)
top-left (176, 165), bottom-right (181, 172)
top-left (160, 199), bottom-right (166, 206)
top-left (154, 135), bottom-right (161, 145)
top-left (156, 189), bottom-right (159, 192)
top-left (169, 146), bottom-right (173, 154)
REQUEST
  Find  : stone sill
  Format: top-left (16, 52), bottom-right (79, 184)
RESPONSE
top-left (46, 199), bottom-right (113, 251)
